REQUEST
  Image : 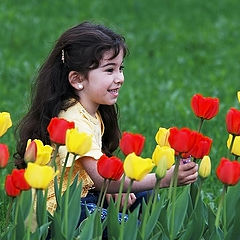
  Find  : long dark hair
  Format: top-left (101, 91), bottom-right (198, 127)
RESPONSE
top-left (15, 21), bottom-right (128, 168)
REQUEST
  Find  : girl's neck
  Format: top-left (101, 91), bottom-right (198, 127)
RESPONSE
top-left (78, 100), bottom-right (98, 118)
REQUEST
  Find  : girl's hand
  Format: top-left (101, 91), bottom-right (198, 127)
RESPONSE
top-left (161, 161), bottom-right (198, 187)
top-left (105, 193), bottom-right (136, 210)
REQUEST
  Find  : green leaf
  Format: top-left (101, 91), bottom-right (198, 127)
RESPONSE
top-left (123, 206), bottom-right (139, 240)
top-left (178, 198), bottom-right (205, 240)
top-left (209, 227), bottom-right (223, 240)
top-left (107, 198), bottom-right (120, 240)
top-left (225, 182), bottom-right (240, 229)
top-left (18, 190), bottom-right (32, 219)
top-left (167, 186), bottom-right (189, 238)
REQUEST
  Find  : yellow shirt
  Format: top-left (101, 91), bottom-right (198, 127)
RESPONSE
top-left (47, 101), bottom-right (104, 213)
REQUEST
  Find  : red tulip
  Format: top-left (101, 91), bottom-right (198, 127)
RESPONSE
top-left (191, 94), bottom-right (219, 120)
top-left (119, 132), bottom-right (145, 156)
top-left (11, 169), bottom-right (31, 191)
top-left (216, 158), bottom-right (240, 186)
top-left (226, 108), bottom-right (240, 136)
top-left (5, 174), bottom-right (21, 197)
top-left (168, 127), bottom-right (198, 155)
top-left (47, 117), bottom-right (75, 145)
top-left (184, 133), bottom-right (212, 159)
top-left (0, 144), bottom-right (9, 168)
top-left (97, 154), bottom-right (124, 181)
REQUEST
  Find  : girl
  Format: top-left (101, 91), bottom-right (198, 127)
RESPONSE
top-left (15, 21), bottom-right (198, 221)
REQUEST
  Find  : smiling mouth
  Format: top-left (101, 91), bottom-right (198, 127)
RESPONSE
top-left (107, 88), bottom-right (119, 97)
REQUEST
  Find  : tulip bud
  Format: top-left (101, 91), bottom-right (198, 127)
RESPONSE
top-left (119, 132), bottom-right (145, 156)
top-left (152, 145), bottom-right (175, 169)
top-left (191, 94), bottom-right (219, 120)
top-left (226, 108), bottom-right (240, 136)
top-left (66, 129), bottom-right (92, 156)
top-left (0, 144), bottom-right (9, 168)
top-left (24, 140), bottom-right (37, 163)
top-left (11, 169), bottom-right (31, 190)
top-left (155, 128), bottom-right (170, 147)
top-left (24, 162), bottom-right (58, 189)
top-left (0, 112), bottom-right (12, 137)
top-left (123, 153), bottom-right (154, 181)
top-left (5, 174), bottom-right (21, 197)
top-left (227, 134), bottom-right (240, 156)
top-left (237, 91), bottom-right (240, 103)
top-left (199, 156), bottom-right (211, 178)
top-left (155, 156), bottom-right (167, 179)
top-left (47, 117), bottom-right (75, 145)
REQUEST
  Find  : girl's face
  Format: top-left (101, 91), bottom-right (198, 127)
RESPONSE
top-left (79, 49), bottom-right (124, 116)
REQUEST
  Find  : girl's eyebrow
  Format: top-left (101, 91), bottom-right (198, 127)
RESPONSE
top-left (101, 61), bottom-right (124, 68)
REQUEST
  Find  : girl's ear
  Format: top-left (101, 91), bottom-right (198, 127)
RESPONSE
top-left (68, 71), bottom-right (84, 90)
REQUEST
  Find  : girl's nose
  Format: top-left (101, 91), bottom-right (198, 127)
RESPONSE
top-left (114, 72), bottom-right (124, 84)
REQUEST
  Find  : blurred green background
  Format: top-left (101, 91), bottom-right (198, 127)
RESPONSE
top-left (1, 0), bottom-right (240, 208)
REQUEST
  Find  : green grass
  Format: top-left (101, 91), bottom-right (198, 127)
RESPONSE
top-left (1, 0), bottom-right (240, 226)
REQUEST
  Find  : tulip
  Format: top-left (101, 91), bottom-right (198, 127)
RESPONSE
top-left (5, 174), bottom-right (21, 197)
top-left (168, 127), bottom-right (198, 155)
top-left (152, 145), bottom-right (175, 169)
top-left (27, 139), bottom-right (53, 165)
top-left (155, 155), bottom-right (167, 179)
top-left (11, 169), bottom-right (31, 190)
top-left (0, 112), bottom-right (12, 137)
top-left (155, 127), bottom-right (170, 147)
top-left (226, 108), bottom-right (240, 136)
top-left (237, 91), bottom-right (240, 103)
top-left (185, 133), bottom-right (212, 159)
top-left (119, 132), bottom-right (145, 156)
top-left (0, 144), bottom-right (9, 168)
top-left (123, 152), bottom-right (154, 181)
top-left (97, 154), bottom-right (123, 181)
top-left (216, 157), bottom-right (240, 186)
top-left (227, 134), bottom-right (240, 156)
top-left (199, 156), bottom-right (211, 178)
top-left (24, 162), bottom-right (57, 189)
top-left (47, 117), bottom-right (75, 145)
top-left (24, 140), bottom-right (37, 163)
top-left (66, 128), bottom-right (92, 156)
top-left (191, 94), bottom-right (219, 120)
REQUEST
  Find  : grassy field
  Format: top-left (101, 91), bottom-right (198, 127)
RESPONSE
top-left (1, 0), bottom-right (240, 224)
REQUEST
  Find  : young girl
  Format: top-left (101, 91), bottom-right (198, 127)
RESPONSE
top-left (15, 21), bottom-right (198, 221)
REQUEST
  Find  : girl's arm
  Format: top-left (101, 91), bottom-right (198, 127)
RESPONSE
top-left (80, 156), bottom-right (198, 193)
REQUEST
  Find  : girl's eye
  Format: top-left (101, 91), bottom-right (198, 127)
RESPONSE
top-left (106, 68), bottom-right (114, 73)
top-left (120, 66), bottom-right (124, 72)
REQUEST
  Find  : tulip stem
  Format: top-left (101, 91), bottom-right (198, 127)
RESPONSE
top-left (26, 190), bottom-right (37, 240)
top-left (64, 154), bottom-right (77, 237)
top-left (116, 174), bottom-right (125, 212)
top-left (198, 118), bottom-right (204, 133)
top-left (119, 179), bottom-right (133, 240)
top-left (97, 179), bottom-right (106, 207)
top-left (59, 152), bottom-right (70, 198)
top-left (194, 178), bottom-right (203, 209)
top-left (100, 179), bottom-right (111, 210)
top-left (5, 197), bottom-right (14, 229)
top-left (51, 144), bottom-right (60, 170)
top-left (169, 156), bottom-right (180, 240)
top-left (215, 184), bottom-right (227, 229)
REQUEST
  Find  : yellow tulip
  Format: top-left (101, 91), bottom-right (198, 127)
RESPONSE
top-left (66, 129), bottom-right (92, 156)
top-left (24, 162), bottom-right (57, 189)
top-left (27, 139), bottom-right (53, 165)
top-left (227, 134), bottom-right (240, 156)
top-left (123, 152), bottom-right (154, 181)
top-left (155, 155), bottom-right (167, 179)
top-left (155, 127), bottom-right (170, 147)
top-left (237, 91), bottom-right (240, 103)
top-left (152, 145), bottom-right (175, 169)
top-left (199, 156), bottom-right (211, 178)
top-left (0, 112), bottom-right (12, 137)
